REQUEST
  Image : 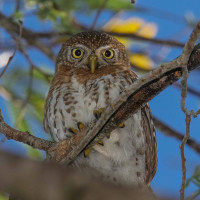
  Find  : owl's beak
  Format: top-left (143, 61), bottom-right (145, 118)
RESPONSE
top-left (88, 55), bottom-right (97, 73)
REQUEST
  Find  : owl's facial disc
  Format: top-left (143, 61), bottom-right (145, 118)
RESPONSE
top-left (64, 44), bottom-right (122, 73)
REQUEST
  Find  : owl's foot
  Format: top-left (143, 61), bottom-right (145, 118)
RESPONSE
top-left (68, 122), bottom-right (85, 134)
top-left (119, 122), bottom-right (125, 128)
top-left (106, 132), bottom-right (111, 139)
top-left (68, 127), bottom-right (78, 134)
top-left (84, 140), bottom-right (104, 158)
top-left (93, 108), bottom-right (104, 120)
top-left (84, 147), bottom-right (91, 157)
top-left (77, 122), bottom-right (85, 131)
top-left (97, 140), bottom-right (104, 146)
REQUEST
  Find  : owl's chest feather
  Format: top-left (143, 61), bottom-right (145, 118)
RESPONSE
top-left (45, 74), bottom-right (132, 141)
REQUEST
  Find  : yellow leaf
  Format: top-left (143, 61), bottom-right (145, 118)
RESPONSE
top-left (114, 36), bottom-right (129, 46)
top-left (104, 17), bottom-right (143, 34)
top-left (137, 23), bottom-right (158, 38)
top-left (0, 193), bottom-right (8, 200)
top-left (129, 53), bottom-right (154, 70)
top-left (104, 16), bottom-right (157, 38)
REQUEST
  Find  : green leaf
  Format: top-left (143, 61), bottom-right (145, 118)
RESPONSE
top-left (0, 193), bottom-right (8, 200)
top-left (87, 0), bottom-right (133, 10)
top-left (9, 103), bottom-right (30, 132)
top-left (186, 166), bottom-right (200, 188)
top-left (27, 146), bottom-right (43, 159)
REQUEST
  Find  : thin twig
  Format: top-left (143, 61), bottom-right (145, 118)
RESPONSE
top-left (107, 32), bottom-right (185, 48)
top-left (90, 0), bottom-right (109, 30)
top-left (15, 60), bottom-right (33, 128)
top-left (0, 20), bottom-right (22, 78)
top-left (20, 48), bottom-right (52, 82)
top-left (0, 12), bottom-right (56, 61)
top-left (179, 22), bottom-right (200, 199)
top-left (153, 117), bottom-right (200, 155)
top-left (174, 82), bottom-right (200, 98)
top-left (181, 66), bottom-right (200, 117)
top-left (180, 114), bottom-right (191, 200)
top-left (48, 30), bottom-right (185, 48)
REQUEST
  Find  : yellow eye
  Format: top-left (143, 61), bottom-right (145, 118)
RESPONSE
top-left (103, 50), bottom-right (114, 59)
top-left (72, 49), bottom-right (84, 59)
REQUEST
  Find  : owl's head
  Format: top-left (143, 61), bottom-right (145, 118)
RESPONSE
top-left (56, 31), bottom-right (130, 73)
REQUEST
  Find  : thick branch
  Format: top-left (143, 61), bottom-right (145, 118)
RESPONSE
top-left (0, 150), bottom-right (159, 200)
top-left (0, 111), bottom-right (53, 151)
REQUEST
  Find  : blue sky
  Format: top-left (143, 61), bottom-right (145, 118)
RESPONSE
top-left (0, 0), bottom-right (200, 198)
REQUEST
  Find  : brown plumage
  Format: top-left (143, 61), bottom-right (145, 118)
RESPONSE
top-left (43, 31), bottom-right (157, 185)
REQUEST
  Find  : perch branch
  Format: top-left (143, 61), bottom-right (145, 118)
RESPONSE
top-left (0, 150), bottom-right (159, 200)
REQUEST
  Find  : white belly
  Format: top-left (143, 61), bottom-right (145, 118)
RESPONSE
top-left (73, 110), bottom-right (146, 186)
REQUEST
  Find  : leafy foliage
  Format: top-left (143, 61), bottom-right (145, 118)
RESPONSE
top-left (0, 193), bottom-right (8, 200)
top-left (186, 166), bottom-right (200, 188)
top-left (186, 166), bottom-right (200, 199)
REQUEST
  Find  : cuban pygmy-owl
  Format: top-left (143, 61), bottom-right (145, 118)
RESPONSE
top-left (43, 31), bottom-right (157, 186)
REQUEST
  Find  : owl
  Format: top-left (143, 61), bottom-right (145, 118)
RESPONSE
top-left (43, 31), bottom-right (157, 186)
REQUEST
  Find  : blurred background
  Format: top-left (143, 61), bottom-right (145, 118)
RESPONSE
top-left (0, 0), bottom-right (200, 199)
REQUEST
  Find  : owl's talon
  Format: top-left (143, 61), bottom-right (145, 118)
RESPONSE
top-left (97, 140), bottom-right (104, 146)
top-left (106, 132), bottom-right (111, 139)
top-left (77, 122), bottom-right (84, 131)
top-left (99, 108), bottom-right (104, 115)
top-left (119, 123), bottom-right (125, 128)
top-left (68, 127), bottom-right (78, 134)
top-left (84, 147), bottom-right (91, 157)
top-left (93, 108), bottom-right (104, 119)
top-left (93, 110), bottom-right (99, 119)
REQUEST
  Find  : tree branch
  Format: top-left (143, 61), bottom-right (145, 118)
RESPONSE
top-left (0, 110), bottom-right (53, 151)
top-left (0, 20), bottom-right (22, 78)
top-left (37, 30), bottom-right (185, 48)
top-left (0, 150), bottom-right (161, 200)
top-left (107, 32), bottom-right (185, 48)
top-left (174, 82), bottom-right (200, 98)
top-left (0, 12), bottom-right (56, 61)
top-left (90, 0), bottom-right (109, 30)
top-left (153, 117), bottom-right (200, 155)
